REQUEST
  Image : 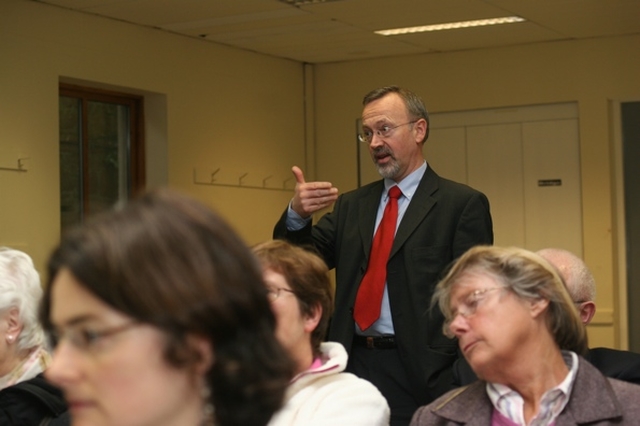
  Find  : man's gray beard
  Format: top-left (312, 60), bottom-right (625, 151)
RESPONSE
top-left (376, 160), bottom-right (400, 180)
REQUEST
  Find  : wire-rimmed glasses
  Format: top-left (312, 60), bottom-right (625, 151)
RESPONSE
top-left (358, 121), bottom-right (417, 144)
top-left (443, 287), bottom-right (505, 338)
top-left (266, 287), bottom-right (296, 302)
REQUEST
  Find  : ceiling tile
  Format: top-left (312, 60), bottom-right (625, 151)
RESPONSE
top-left (33, 0), bottom-right (640, 63)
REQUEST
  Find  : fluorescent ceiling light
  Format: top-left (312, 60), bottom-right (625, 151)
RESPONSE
top-left (279, 0), bottom-right (340, 4)
top-left (375, 16), bottom-right (525, 36)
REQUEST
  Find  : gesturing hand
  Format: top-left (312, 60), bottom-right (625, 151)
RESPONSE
top-left (290, 166), bottom-right (338, 218)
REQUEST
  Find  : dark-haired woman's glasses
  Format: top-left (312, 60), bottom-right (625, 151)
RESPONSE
top-left (266, 287), bottom-right (296, 302)
top-left (50, 322), bottom-right (139, 352)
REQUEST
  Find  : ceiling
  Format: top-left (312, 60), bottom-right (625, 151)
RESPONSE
top-left (34, 0), bottom-right (640, 64)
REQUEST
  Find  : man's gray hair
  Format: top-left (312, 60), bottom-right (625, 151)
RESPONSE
top-left (362, 86), bottom-right (430, 143)
top-left (536, 248), bottom-right (596, 303)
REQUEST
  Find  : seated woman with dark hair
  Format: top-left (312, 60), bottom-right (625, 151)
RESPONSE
top-left (41, 189), bottom-right (294, 426)
top-left (253, 239), bottom-right (389, 426)
top-left (411, 245), bottom-right (640, 426)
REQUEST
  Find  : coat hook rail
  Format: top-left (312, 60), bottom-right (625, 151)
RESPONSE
top-left (283, 176), bottom-right (293, 189)
top-left (193, 168), bottom-right (293, 192)
top-left (0, 158), bottom-right (28, 173)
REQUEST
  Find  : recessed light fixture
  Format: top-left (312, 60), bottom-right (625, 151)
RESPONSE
top-left (375, 16), bottom-right (525, 36)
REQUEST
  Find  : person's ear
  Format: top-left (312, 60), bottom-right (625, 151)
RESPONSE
top-left (529, 298), bottom-right (550, 319)
top-left (578, 301), bottom-right (596, 325)
top-left (413, 118), bottom-right (427, 145)
top-left (303, 303), bottom-right (322, 334)
top-left (187, 334), bottom-right (214, 376)
top-left (4, 308), bottom-right (23, 343)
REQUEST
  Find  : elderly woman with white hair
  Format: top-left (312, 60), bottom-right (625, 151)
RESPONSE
top-left (0, 247), bottom-right (50, 387)
top-left (411, 245), bottom-right (640, 426)
top-left (0, 247), bottom-right (67, 424)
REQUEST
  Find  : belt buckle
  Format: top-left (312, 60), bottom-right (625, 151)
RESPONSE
top-left (366, 336), bottom-right (375, 349)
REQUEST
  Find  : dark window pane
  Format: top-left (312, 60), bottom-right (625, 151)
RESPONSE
top-left (87, 101), bottom-right (131, 216)
top-left (59, 85), bottom-right (143, 232)
top-left (59, 96), bottom-right (82, 230)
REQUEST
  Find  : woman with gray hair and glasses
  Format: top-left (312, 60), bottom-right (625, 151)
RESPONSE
top-left (411, 245), bottom-right (640, 426)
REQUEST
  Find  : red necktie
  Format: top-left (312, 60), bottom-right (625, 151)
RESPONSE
top-left (354, 185), bottom-right (402, 331)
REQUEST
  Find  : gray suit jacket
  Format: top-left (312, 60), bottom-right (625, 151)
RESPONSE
top-left (274, 166), bottom-right (493, 404)
top-left (411, 357), bottom-right (640, 425)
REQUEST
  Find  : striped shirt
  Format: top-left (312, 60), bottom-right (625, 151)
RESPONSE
top-left (486, 351), bottom-right (578, 426)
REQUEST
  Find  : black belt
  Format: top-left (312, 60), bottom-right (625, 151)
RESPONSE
top-left (353, 335), bottom-right (397, 349)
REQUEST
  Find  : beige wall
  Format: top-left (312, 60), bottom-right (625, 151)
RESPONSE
top-left (0, 0), bottom-right (306, 273)
top-left (2, 1), bottom-right (639, 348)
top-left (312, 34), bottom-right (640, 348)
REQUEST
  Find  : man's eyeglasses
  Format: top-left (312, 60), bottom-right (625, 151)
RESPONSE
top-left (50, 322), bottom-right (139, 352)
top-left (444, 287), bottom-right (505, 338)
top-left (358, 121), bottom-right (417, 144)
top-left (266, 287), bottom-right (296, 302)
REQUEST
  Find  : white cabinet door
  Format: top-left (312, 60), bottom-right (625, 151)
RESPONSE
top-left (428, 103), bottom-right (582, 254)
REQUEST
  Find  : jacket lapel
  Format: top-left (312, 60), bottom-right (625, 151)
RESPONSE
top-left (431, 382), bottom-right (493, 424)
top-left (390, 167), bottom-right (439, 258)
top-left (358, 181), bottom-right (385, 262)
top-left (559, 357), bottom-right (623, 424)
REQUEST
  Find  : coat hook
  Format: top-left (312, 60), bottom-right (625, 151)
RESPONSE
top-left (263, 175), bottom-right (272, 187)
top-left (211, 168), bottom-right (220, 183)
top-left (0, 158), bottom-right (29, 173)
top-left (239, 172), bottom-right (248, 185)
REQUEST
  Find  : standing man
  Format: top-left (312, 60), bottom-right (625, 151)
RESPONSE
top-left (274, 86), bottom-right (493, 425)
